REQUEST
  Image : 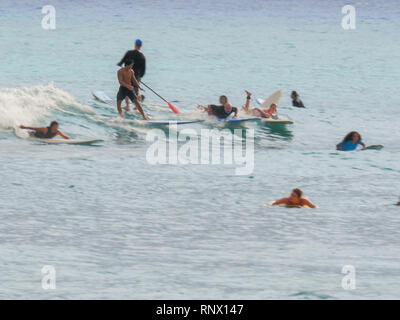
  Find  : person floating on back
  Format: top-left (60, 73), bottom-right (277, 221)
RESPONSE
top-left (272, 188), bottom-right (316, 208)
top-left (336, 131), bottom-right (366, 151)
top-left (117, 39), bottom-right (146, 109)
top-left (242, 90), bottom-right (278, 118)
top-left (20, 121), bottom-right (69, 139)
top-left (197, 95), bottom-right (238, 119)
top-left (291, 91), bottom-right (305, 108)
top-left (116, 60), bottom-right (147, 119)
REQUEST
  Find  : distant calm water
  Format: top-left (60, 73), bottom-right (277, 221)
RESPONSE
top-left (0, 0), bottom-right (400, 299)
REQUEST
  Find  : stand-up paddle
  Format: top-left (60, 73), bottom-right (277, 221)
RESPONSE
top-left (140, 81), bottom-right (180, 114)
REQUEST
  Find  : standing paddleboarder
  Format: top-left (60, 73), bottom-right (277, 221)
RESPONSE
top-left (117, 39), bottom-right (146, 109)
top-left (116, 60), bottom-right (147, 119)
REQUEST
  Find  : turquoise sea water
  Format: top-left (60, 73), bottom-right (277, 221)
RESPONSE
top-left (1, 0), bottom-right (400, 299)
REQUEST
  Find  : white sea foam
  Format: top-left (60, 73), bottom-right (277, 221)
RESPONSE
top-left (0, 83), bottom-right (94, 129)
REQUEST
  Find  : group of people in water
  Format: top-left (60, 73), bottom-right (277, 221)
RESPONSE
top-left (196, 90), bottom-right (280, 120)
top-left (16, 38), bottom-right (398, 207)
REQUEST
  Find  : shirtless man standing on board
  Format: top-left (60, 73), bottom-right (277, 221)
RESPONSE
top-left (116, 60), bottom-right (147, 119)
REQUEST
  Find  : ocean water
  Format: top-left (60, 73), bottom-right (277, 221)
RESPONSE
top-left (1, 0), bottom-right (400, 299)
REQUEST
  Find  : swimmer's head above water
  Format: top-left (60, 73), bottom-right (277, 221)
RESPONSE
top-left (219, 95), bottom-right (228, 105)
top-left (343, 131), bottom-right (362, 144)
top-left (289, 188), bottom-right (303, 202)
top-left (49, 121), bottom-right (59, 134)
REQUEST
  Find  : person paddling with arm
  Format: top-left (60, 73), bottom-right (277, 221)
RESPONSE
top-left (336, 131), bottom-right (366, 151)
top-left (197, 95), bottom-right (238, 119)
top-left (272, 188), bottom-right (317, 208)
top-left (20, 121), bottom-right (69, 139)
top-left (116, 60), bottom-right (147, 119)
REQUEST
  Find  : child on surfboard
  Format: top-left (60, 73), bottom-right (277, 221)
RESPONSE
top-left (20, 121), bottom-right (69, 139)
top-left (242, 90), bottom-right (278, 118)
top-left (271, 188), bottom-right (317, 208)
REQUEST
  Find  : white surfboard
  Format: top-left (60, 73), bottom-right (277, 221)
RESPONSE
top-left (257, 90), bottom-right (282, 109)
top-left (92, 91), bottom-right (114, 105)
top-left (28, 137), bottom-right (103, 145)
top-left (261, 116), bottom-right (294, 124)
top-left (218, 117), bottom-right (260, 123)
top-left (135, 120), bottom-right (204, 126)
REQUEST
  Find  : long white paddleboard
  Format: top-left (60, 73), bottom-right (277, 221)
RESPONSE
top-left (257, 90), bottom-right (282, 109)
top-left (28, 137), bottom-right (103, 145)
top-left (217, 118), bottom-right (259, 123)
top-left (135, 120), bottom-right (204, 126)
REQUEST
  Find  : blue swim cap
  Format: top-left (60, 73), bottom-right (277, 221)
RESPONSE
top-left (135, 39), bottom-right (142, 46)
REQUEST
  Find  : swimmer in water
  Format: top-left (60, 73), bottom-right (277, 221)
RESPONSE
top-left (291, 91), bottom-right (305, 108)
top-left (197, 95), bottom-right (238, 119)
top-left (272, 188), bottom-right (316, 208)
top-left (242, 90), bottom-right (278, 118)
top-left (20, 121), bottom-right (69, 139)
top-left (336, 131), bottom-right (366, 151)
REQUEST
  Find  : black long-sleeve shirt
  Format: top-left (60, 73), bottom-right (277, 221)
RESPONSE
top-left (117, 50), bottom-right (146, 78)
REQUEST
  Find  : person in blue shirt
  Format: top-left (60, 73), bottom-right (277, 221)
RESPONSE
top-left (336, 131), bottom-right (366, 151)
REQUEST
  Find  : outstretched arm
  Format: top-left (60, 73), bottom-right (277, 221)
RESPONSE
top-left (20, 125), bottom-right (46, 133)
top-left (302, 199), bottom-right (316, 208)
top-left (117, 51), bottom-right (128, 66)
top-left (57, 131), bottom-right (69, 139)
top-left (255, 108), bottom-right (269, 118)
top-left (272, 198), bottom-right (289, 206)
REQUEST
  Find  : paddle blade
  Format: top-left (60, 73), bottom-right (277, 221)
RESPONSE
top-left (168, 102), bottom-right (180, 114)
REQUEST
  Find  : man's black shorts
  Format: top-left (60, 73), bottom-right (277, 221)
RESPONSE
top-left (117, 86), bottom-right (137, 101)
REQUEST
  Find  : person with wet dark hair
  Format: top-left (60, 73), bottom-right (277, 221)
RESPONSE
top-left (197, 95), bottom-right (238, 119)
top-left (20, 121), bottom-right (69, 139)
top-left (336, 131), bottom-right (366, 151)
top-left (291, 91), bottom-right (305, 108)
top-left (272, 188), bottom-right (316, 208)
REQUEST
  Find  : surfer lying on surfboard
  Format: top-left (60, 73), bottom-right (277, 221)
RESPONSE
top-left (197, 95), bottom-right (238, 119)
top-left (242, 90), bottom-right (278, 118)
top-left (20, 121), bottom-right (69, 139)
top-left (117, 60), bottom-right (147, 120)
top-left (271, 188), bottom-right (317, 208)
top-left (336, 131), bottom-right (366, 151)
